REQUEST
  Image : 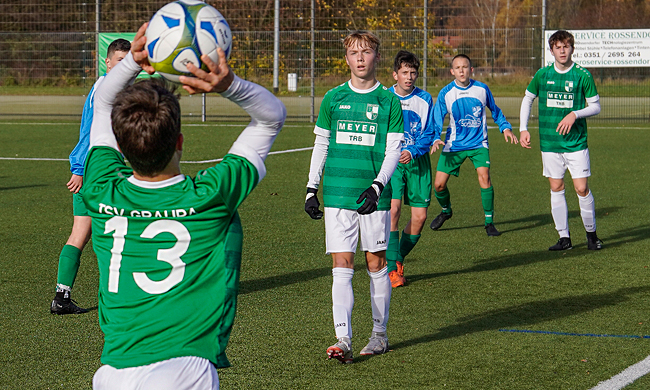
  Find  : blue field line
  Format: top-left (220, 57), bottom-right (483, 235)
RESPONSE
top-left (499, 329), bottom-right (650, 339)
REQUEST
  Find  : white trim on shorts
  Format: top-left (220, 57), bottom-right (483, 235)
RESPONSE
top-left (541, 149), bottom-right (591, 179)
top-left (324, 207), bottom-right (390, 254)
top-left (93, 356), bottom-right (219, 390)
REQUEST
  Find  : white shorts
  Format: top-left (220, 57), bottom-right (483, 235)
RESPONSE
top-left (93, 356), bottom-right (219, 390)
top-left (541, 149), bottom-right (591, 179)
top-left (324, 207), bottom-right (390, 254)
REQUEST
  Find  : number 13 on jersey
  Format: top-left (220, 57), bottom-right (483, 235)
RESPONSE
top-left (105, 216), bottom-right (190, 295)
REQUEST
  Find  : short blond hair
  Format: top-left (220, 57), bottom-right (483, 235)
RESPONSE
top-left (343, 30), bottom-right (380, 53)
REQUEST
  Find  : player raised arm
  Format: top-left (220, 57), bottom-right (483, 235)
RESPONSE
top-left (182, 50), bottom-right (286, 176)
top-left (89, 23), bottom-right (154, 150)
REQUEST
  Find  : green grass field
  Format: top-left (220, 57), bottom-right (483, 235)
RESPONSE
top-left (1, 119), bottom-right (650, 389)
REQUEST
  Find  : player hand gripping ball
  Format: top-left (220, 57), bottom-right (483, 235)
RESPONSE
top-left (305, 187), bottom-right (323, 220)
top-left (356, 181), bottom-right (384, 215)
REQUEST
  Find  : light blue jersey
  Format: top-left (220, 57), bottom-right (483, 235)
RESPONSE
top-left (388, 85), bottom-right (435, 159)
top-left (433, 79), bottom-right (511, 153)
top-left (69, 75), bottom-right (105, 176)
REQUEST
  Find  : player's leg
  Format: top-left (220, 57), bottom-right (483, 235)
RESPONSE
top-left (324, 207), bottom-right (358, 363)
top-left (566, 149), bottom-right (602, 250)
top-left (398, 154), bottom-right (431, 276)
top-left (543, 152), bottom-right (573, 251)
top-left (52, 192), bottom-right (91, 315)
top-left (469, 148), bottom-right (499, 236)
top-left (387, 167), bottom-right (406, 287)
top-left (359, 211), bottom-right (391, 356)
top-left (431, 161), bottom-right (454, 230)
top-left (93, 356), bottom-right (219, 390)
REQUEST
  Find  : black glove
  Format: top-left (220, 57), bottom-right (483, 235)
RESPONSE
top-left (305, 187), bottom-right (323, 220)
top-left (356, 181), bottom-right (384, 215)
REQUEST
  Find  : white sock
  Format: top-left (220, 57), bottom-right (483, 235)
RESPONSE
top-left (368, 266), bottom-right (391, 333)
top-left (550, 189), bottom-right (570, 238)
top-left (578, 190), bottom-right (596, 233)
top-left (332, 267), bottom-right (354, 340)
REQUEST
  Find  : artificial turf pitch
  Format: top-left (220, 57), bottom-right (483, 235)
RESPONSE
top-left (1, 120), bottom-right (650, 389)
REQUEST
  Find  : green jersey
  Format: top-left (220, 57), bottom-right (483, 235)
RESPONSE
top-left (526, 63), bottom-right (598, 153)
top-left (83, 146), bottom-right (258, 369)
top-left (315, 81), bottom-right (404, 210)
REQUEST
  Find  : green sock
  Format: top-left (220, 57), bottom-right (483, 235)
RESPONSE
top-left (480, 186), bottom-right (495, 225)
top-left (435, 187), bottom-right (452, 214)
top-left (386, 231), bottom-right (400, 273)
top-left (56, 245), bottom-right (82, 289)
top-left (399, 232), bottom-right (421, 261)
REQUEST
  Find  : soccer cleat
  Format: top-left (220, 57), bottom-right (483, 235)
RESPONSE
top-left (484, 223), bottom-right (501, 237)
top-left (389, 270), bottom-right (406, 288)
top-left (327, 337), bottom-right (353, 364)
top-left (429, 211), bottom-right (452, 230)
top-left (50, 296), bottom-right (89, 315)
top-left (396, 261), bottom-right (404, 277)
top-left (549, 237), bottom-right (572, 251)
top-left (586, 232), bottom-right (603, 250)
top-left (360, 331), bottom-right (389, 356)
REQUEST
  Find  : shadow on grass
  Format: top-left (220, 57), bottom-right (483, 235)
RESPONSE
top-left (431, 207), bottom-right (622, 234)
top-left (0, 184), bottom-right (47, 191)
top-left (240, 263), bottom-right (370, 295)
top-left (407, 223), bottom-right (650, 284)
top-left (388, 286), bottom-right (650, 351)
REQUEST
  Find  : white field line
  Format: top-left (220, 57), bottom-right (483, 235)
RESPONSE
top-left (589, 355), bottom-right (650, 390)
top-left (0, 147), bottom-right (314, 163)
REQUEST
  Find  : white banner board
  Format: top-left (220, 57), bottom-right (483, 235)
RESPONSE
top-left (544, 29), bottom-right (650, 68)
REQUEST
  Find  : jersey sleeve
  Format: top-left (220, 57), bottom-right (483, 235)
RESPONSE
top-left (387, 94), bottom-right (404, 135)
top-left (407, 95), bottom-right (435, 160)
top-left (582, 70), bottom-right (599, 99)
top-left (485, 86), bottom-right (512, 132)
top-left (69, 90), bottom-right (94, 176)
top-left (314, 90), bottom-right (333, 137)
top-left (432, 91), bottom-right (447, 141)
top-left (526, 69), bottom-right (542, 96)
top-left (83, 146), bottom-right (131, 189)
top-left (194, 154), bottom-right (259, 213)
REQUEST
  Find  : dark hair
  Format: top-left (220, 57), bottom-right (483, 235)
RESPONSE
top-left (393, 50), bottom-right (420, 73)
top-left (451, 54), bottom-right (472, 68)
top-left (107, 38), bottom-right (131, 60)
top-left (111, 79), bottom-right (181, 177)
top-left (548, 30), bottom-right (574, 49)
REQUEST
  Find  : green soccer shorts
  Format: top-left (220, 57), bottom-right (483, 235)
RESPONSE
top-left (390, 154), bottom-right (433, 208)
top-left (72, 191), bottom-right (89, 217)
top-left (436, 147), bottom-right (491, 177)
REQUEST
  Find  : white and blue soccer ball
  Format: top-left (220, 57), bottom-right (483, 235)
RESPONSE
top-left (146, 0), bottom-right (232, 82)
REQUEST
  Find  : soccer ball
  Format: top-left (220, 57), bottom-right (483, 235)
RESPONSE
top-left (146, 0), bottom-right (232, 82)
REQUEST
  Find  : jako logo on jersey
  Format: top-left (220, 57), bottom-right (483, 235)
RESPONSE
top-left (547, 80), bottom-right (555, 84)
top-left (376, 240), bottom-right (386, 245)
top-left (366, 104), bottom-right (379, 120)
top-left (339, 104), bottom-right (351, 110)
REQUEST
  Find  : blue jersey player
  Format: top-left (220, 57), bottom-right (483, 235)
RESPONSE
top-left (386, 51), bottom-right (435, 287)
top-left (50, 39), bottom-right (130, 315)
top-left (429, 54), bottom-right (518, 236)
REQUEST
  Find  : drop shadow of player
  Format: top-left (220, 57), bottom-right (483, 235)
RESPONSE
top-left (435, 206), bottom-right (622, 234)
top-left (406, 222), bottom-right (650, 285)
top-left (387, 285), bottom-right (650, 351)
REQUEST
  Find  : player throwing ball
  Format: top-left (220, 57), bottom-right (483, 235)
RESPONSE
top-left (305, 31), bottom-right (404, 363)
top-left (386, 50), bottom-right (435, 288)
top-left (430, 54), bottom-right (518, 236)
top-left (89, 24), bottom-right (285, 389)
top-left (520, 30), bottom-right (603, 251)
